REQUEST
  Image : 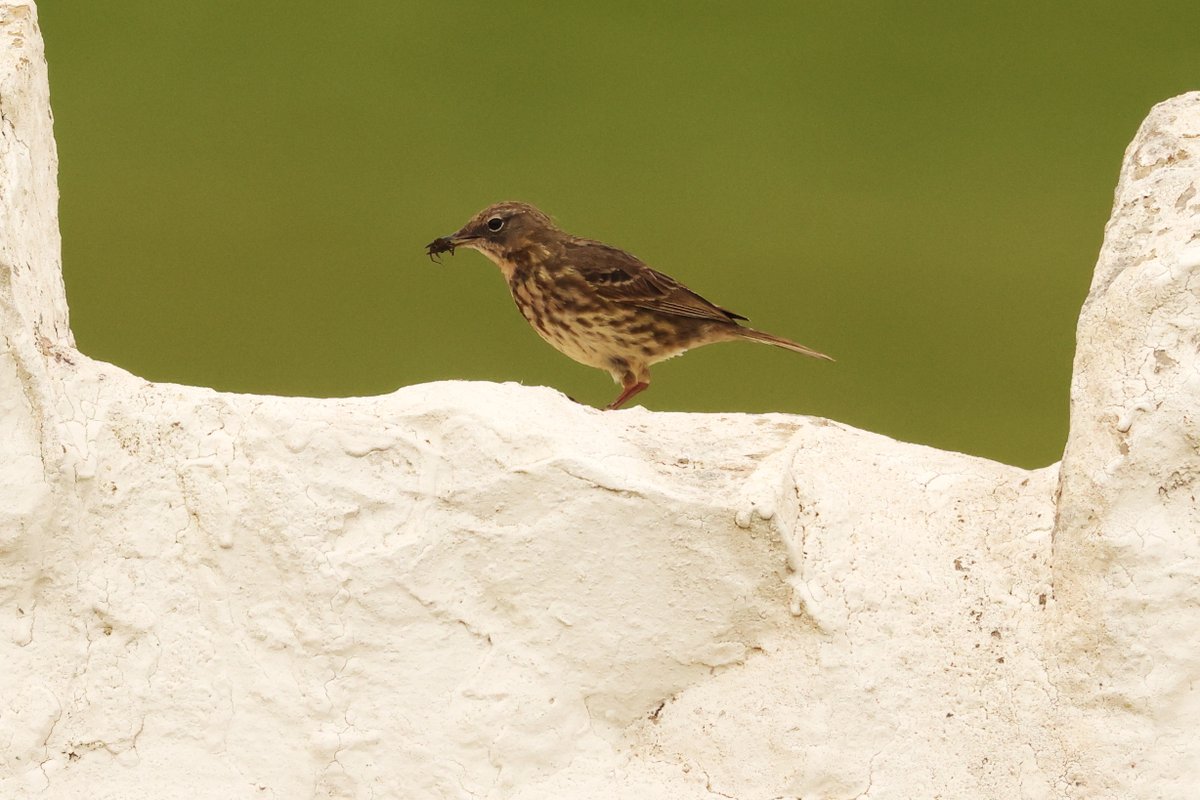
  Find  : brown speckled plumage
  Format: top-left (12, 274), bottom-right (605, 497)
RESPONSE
top-left (426, 201), bottom-right (832, 409)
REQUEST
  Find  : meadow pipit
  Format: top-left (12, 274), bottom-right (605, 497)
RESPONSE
top-left (427, 201), bottom-right (832, 409)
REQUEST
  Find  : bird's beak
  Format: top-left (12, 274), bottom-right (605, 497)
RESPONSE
top-left (446, 228), bottom-right (479, 246)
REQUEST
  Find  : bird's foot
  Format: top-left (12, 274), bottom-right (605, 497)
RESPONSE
top-left (606, 381), bottom-right (650, 410)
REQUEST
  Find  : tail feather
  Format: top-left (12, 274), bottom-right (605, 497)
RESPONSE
top-left (737, 327), bottom-right (834, 362)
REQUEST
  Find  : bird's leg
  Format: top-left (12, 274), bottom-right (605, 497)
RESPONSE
top-left (606, 375), bottom-right (650, 410)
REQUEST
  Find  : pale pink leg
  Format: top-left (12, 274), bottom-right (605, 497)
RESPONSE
top-left (606, 380), bottom-right (649, 410)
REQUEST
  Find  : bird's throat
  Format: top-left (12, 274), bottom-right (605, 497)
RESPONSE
top-left (487, 243), bottom-right (554, 282)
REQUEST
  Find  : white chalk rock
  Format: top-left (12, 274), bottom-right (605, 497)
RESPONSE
top-left (0, 3), bottom-right (1196, 797)
top-left (1051, 92), bottom-right (1200, 798)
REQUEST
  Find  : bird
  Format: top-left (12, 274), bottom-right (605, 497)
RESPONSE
top-left (426, 201), bottom-right (832, 410)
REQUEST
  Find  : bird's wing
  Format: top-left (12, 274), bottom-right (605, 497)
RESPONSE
top-left (567, 239), bottom-right (747, 322)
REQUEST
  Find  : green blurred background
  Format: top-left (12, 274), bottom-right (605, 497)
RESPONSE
top-left (39, 3), bottom-right (1200, 468)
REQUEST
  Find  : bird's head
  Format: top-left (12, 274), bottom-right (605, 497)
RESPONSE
top-left (428, 201), bottom-right (561, 272)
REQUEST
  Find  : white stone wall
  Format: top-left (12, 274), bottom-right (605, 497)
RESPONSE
top-left (1050, 95), bottom-right (1200, 798)
top-left (1, 3), bottom-right (1196, 797)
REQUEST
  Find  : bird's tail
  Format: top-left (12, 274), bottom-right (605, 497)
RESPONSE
top-left (737, 327), bottom-right (834, 362)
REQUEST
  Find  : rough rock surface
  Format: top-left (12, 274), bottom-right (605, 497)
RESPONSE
top-left (1050, 94), bottom-right (1200, 797)
top-left (0, 4), bottom-right (1196, 798)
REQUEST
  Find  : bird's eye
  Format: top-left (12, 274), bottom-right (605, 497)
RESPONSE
top-left (486, 216), bottom-right (505, 232)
